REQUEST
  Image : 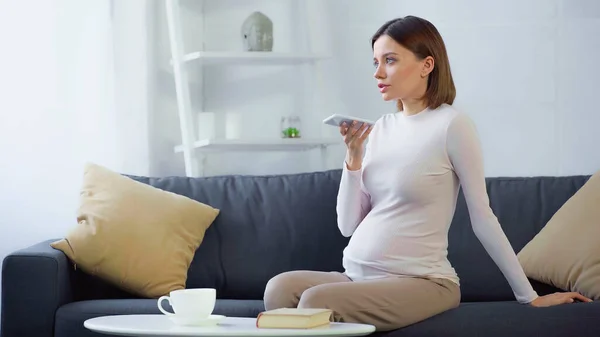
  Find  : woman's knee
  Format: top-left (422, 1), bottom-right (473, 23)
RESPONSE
top-left (263, 271), bottom-right (305, 310)
top-left (265, 271), bottom-right (297, 295)
top-left (297, 284), bottom-right (330, 309)
top-left (298, 284), bottom-right (347, 323)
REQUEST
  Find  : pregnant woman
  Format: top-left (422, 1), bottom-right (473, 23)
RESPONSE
top-left (263, 15), bottom-right (592, 332)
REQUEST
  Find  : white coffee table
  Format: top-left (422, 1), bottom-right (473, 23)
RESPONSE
top-left (84, 314), bottom-right (376, 337)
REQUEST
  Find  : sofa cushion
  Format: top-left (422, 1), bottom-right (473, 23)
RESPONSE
top-left (377, 301), bottom-right (600, 337)
top-left (51, 163), bottom-right (220, 298)
top-left (54, 299), bottom-right (264, 337)
top-left (518, 169), bottom-right (600, 300)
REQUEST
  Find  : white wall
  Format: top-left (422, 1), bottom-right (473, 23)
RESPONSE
top-left (0, 0), bottom-right (152, 320)
top-left (152, 0), bottom-right (600, 178)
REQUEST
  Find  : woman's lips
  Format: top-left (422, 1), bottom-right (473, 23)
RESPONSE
top-left (378, 83), bottom-right (390, 93)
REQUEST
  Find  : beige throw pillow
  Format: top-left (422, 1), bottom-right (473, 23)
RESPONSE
top-left (518, 169), bottom-right (600, 300)
top-left (51, 163), bottom-right (219, 298)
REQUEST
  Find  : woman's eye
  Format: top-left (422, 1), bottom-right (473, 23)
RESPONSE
top-left (374, 57), bottom-right (396, 67)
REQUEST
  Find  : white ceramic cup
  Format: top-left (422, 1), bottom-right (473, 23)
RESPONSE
top-left (157, 288), bottom-right (216, 317)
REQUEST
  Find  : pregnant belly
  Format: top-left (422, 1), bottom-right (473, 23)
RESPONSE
top-left (346, 216), bottom-right (443, 264)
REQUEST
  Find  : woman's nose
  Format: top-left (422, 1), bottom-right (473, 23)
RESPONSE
top-left (374, 65), bottom-right (385, 79)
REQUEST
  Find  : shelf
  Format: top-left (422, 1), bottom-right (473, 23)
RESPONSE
top-left (171, 51), bottom-right (330, 66)
top-left (174, 138), bottom-right (341, 153)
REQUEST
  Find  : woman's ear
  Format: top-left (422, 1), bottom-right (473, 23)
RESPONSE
top-left (421, 56), bottom-right (435, 78)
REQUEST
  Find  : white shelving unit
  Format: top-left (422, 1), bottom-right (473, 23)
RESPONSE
top-left (164, 0), bottom-right (337, 177)
top-left (174, 138), bottom-right (340, 153)
top-left (174, 51), bottom-right (331, 65)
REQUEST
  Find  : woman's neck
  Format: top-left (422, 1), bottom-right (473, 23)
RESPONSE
top-left (400, 99), bottom-right (427, 116)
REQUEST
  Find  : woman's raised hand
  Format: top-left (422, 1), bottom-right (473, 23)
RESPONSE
top-left (340, 121), bottom-right (373, 171)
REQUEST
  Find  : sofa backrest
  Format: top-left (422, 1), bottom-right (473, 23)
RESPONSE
top-left (129, 170), bottom-right (590, 302)
top-left (138, 170), bottom-right (351, 300)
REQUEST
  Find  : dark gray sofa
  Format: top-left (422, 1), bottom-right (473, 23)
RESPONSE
top-left (2, 169), bottom-right (600, 337)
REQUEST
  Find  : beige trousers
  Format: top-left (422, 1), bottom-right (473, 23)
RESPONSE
top-left (263, 270), bottom-right (460, 332)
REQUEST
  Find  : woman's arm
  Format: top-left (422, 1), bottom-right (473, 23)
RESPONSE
top-left (336, 124), bottom-right (374, 237)
top-left (336, 158), bottom-right (372, 237)
top-left (446, 113), bottom-right (539, 304)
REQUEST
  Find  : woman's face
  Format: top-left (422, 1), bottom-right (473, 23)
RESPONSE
top-left (372, 35), bottom-right (433, 102)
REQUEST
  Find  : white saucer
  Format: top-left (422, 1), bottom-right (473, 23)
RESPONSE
top-left (167, 314), bottom-right (226, 327)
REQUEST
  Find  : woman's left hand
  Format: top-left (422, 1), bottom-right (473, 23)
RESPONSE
top-left (530, 292), bottom-right (593, 307)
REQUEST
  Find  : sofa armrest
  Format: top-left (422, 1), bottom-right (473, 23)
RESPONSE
top-left (2, 239), bottom-right (74, 337)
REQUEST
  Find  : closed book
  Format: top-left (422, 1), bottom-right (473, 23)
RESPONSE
top-left (256, 308), bottom-right (333, 329)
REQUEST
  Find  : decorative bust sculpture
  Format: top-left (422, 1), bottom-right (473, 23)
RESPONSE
top-left (241, 11), bottom-right (273, 52)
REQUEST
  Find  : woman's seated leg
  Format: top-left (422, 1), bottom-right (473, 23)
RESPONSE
top-left (263, 270), bottom-right (350, 310)
top-left (298, 276), bottom-right (460, 331)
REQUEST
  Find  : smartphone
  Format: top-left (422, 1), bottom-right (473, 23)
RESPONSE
top-left (322, 114), bottom-right (375, 128)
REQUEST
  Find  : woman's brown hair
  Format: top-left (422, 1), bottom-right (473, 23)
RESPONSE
top-left (371, 16), bottom-right (456, 111)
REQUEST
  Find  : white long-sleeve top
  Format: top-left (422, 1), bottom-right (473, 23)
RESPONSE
top-left (336, 103), bottom-right (539, 304)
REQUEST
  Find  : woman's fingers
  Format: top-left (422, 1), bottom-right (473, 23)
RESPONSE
top-left (339, 123), bottom-right (346, 136)
top-left (347, 121), bottom-right (360, 136)
top-left (341, 121), bottom-right (373, 149)
top-left (570, 292), bottom-right (593, 302)
top-left (359, 125), bottom-right (373, 141)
